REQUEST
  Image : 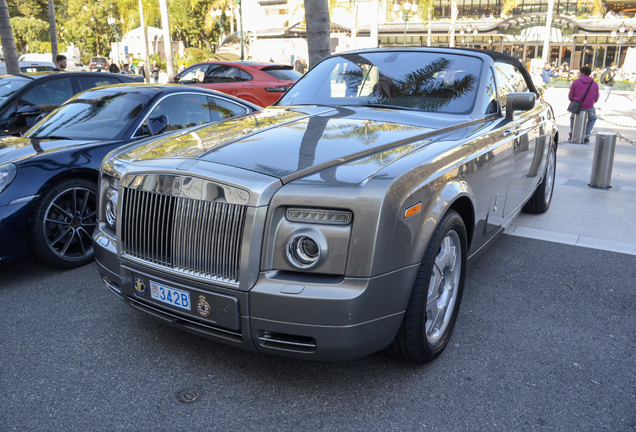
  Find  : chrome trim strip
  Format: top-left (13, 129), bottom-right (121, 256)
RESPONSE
top-left (9, 194), bottom-right (39, 205)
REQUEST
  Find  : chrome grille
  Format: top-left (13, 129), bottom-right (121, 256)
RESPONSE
top-left (121, 187), bottom-right (246, 283)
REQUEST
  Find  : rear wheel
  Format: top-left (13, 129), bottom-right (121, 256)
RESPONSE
top-left (388, 209), bottom-right (467, 363)
top-left (31, 178), bottom-right (98, 268)
top-left (523, 144), bottom-right (556, 214)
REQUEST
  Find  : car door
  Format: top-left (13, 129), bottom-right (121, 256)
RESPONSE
top-left (204, 65), bottom-right (245, 98)
top-left (493, 62), bottom-right (543, 218)
top-left (463, 69), bottom-right (515, 251)
top-left (0, 76), bottom-right (74, 135)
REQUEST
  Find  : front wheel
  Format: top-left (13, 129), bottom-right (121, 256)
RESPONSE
top-left (387, 209), bottom-right (467, 363)
top-left (30, 178), bottom-right (98, 268)
top-left (523, 144), bottom-right (556, 214)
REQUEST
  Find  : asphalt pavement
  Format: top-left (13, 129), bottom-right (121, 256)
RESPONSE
top-left (1, 235), bottom-right (634, 431)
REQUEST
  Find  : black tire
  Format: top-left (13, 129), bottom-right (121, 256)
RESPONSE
top-left (388, 209), bottom-right (467, 363)
top-left (30, 178), bottom-right (98, 268)
top-left (523, 143), bottom-right (556, 214)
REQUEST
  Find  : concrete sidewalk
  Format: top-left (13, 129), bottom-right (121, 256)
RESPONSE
top-left (507, 87), bottom-right (636, 256)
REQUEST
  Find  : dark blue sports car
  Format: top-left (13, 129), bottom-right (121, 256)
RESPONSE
top-left (0, 84), bottom-right (260, 267)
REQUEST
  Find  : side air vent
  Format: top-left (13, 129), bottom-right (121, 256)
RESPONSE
top-left (257, 330), bottom-right (317, 353)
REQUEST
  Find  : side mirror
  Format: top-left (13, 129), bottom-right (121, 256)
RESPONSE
top-left (506, 93), bottom-right (536, 121)
top-left (147, 114), bottom-right (168, 136)
top-left (16, 105), bottom-right (43, 118)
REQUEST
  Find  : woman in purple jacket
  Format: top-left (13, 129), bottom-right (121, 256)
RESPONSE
top-left (568, 66), bottom-right (599, 142)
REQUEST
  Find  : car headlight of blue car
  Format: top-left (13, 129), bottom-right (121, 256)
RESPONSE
top-left (0, 163), bottom-right (17, 194)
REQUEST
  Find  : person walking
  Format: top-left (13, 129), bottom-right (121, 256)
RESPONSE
top-left (568, 66), bottom-right (599, 143)
top-left (600, 62), bottom-right (617, 103)
top-left (541, 62), bottom-right (559, 87)
top-left (150, 60), bottom-right (160, 83)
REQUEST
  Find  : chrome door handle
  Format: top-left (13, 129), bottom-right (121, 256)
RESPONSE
top-left (504, 126), bottom-right (520, 137)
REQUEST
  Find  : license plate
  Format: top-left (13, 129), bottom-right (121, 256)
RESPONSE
top-left (150, 280), bottom-right (191, 311)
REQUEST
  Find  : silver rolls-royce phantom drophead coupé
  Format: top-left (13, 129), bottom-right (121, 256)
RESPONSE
top-left (94, 48), bottom-right (558, 363)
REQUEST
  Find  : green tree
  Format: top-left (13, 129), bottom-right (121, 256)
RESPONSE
top-left (11, 16), bottom-right (48, 53)
top-left (7, 0), bottom-right (47, 20)
top-left (0, 0), bottom-right (20, 74)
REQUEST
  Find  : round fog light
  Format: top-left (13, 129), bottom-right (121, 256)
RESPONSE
top-left (106, 198), bottom-right (117, 227)
top-left (287, 234), bottom-right (321, 269)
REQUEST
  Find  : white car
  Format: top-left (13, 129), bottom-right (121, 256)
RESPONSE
top-left (0, 61), bottom-right (56, 75)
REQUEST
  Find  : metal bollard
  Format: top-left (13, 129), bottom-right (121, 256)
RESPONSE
top-left (589, 133), bottom-right (617, 189)
top-left (571, 111), bottom-right (588, 144)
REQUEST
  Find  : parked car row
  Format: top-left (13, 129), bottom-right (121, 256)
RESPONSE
top-left (0, 49), bottom-right (558, 364)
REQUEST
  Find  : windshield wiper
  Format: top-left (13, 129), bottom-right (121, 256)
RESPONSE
top-left (30, 135), bottom-right (73, 140)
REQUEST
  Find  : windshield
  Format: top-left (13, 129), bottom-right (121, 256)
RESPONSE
top-left (27, 90), bottom-right (149, 140)
top-left (279, 51), bottom-right (482, 114)
top-left (0, 77), bottom-right (30, 107)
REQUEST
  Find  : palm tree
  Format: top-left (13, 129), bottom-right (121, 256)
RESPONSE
top-left (449, 0), bottom-right (457, 47)
top-left (48, 0), bottom-right (58, 62)
top-left (158, 0), bottom-right (174, 80)
top-left (0, 0), bottom-right (19, 75)
top-left (304, 0), bottom-right (330, 69)
top-left (138, 0), bottom-right (151, 83)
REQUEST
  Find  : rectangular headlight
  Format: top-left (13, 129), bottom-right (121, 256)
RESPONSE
top-left (286, 208), bottom-right (352, 225)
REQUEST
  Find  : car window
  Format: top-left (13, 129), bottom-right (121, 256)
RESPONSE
top-left (27, 91), bottom-right (149, 140)
top-left (494, 62), bottom-right (529, 114)
top-left (207, 96), bottom-right (248, 122)
top-left (78, 76), bottom-right (115, 91)
top-left (279, 52), bottom-right (482, 114)
top-left (238, 69), bottom-right (252, 81)
top-left (19, 77), bottom-right (74, 109)
top-left (482, 69), bottom-right (499, 115)
top-left (206, 66), bottom-right (246, 83)
top-left (144, 94), bottom-right (211, 133)
top-left (262, 68), bottom-right (301, 81)
top-left (178, 65), bottom-right (210, 84)
top-left (0, 77), bottom-right (30, 116)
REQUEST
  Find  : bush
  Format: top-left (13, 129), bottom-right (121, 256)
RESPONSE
top-left (173, 47), bottom-right (214, 69)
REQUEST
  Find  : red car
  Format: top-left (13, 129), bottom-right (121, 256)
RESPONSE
top-left (172, 61), bottom-right (301, 107)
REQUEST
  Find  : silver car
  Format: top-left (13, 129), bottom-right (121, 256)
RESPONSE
top-left (94, 48), bottom-right (558, 362)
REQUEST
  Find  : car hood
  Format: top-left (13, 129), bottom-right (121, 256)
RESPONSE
top-left (112, 106), bottom-right (472, 183)
top-left (0, 135), bottom-right (110, 165)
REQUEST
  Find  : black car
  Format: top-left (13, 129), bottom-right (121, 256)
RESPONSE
top-left (89, 57), bottom-right (109, 72)
top-left (0, 84), bottom-right (260, 267)
top-left (0, 71), bottom-right (143, 137)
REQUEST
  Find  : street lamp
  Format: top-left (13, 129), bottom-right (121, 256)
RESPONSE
top-left (107, 14), bottom-right (120, 64)
top-left (460, 24), bottom-right (478, 48)
top-left (611, 22), bottom-right (633, 67)
top-left (394, 0), bottom-right (418, 46)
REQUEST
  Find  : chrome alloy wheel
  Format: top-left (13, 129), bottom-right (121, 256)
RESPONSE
top-left (425, 230), bottom-right (462, 345)
top-left (544, 147), bottom-right (556, 205)
top-left (43, 187), bottom-right (97, 261)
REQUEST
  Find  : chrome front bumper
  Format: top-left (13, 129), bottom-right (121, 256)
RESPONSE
top-left (93, 224), bottom-right (418, 361)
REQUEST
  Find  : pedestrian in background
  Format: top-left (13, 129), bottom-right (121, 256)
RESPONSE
top-left (109, 63), bottom-right (120, 73)
top-left (54, 55), bottom-right (66, 71)
top-left (150, 61), bottom-right (160, 83)
top-left (121, 63), bottom-right (132, 74)
top-left (138, 61), bottom-right (146, 80)
top-left (541, 62), bottom-right (559, 87)
top-left (178, 63), bottom-right (185, 74)
top-left (568, 66), bottom-right (599, 143)
top-left (600, 62), bottom-right (617, 103)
